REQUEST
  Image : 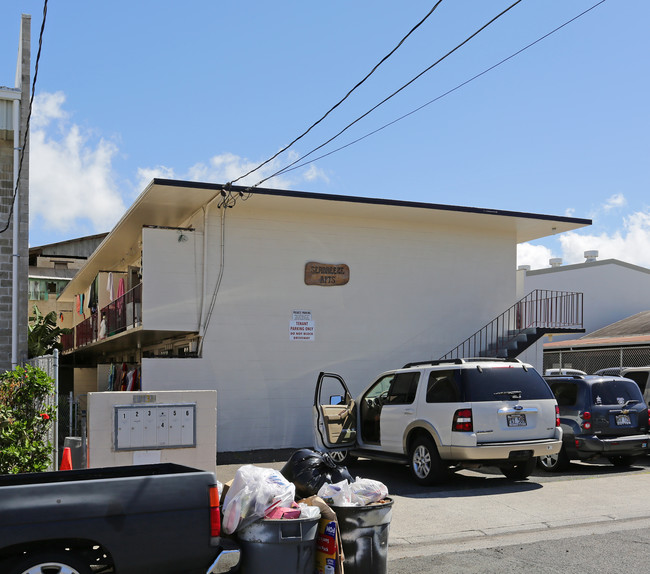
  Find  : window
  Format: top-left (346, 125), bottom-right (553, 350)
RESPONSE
top-left (549, 382), bottom-right (578, 407)
top-left (426, 370), bottom-right (460, 403)
top-left (461, 367), bottom-right (554, 402)
top-left (385, 372), bottom-right (420, 405)
top-left (591, 381), bottom-right (642, 406)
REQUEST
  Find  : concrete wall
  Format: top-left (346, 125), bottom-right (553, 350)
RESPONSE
top-left (140, 199), bottom-right (517, 452)
top-left (86, 390), bottom-right (217, 474)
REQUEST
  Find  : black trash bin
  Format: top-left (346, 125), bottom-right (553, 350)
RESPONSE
top-left (331, 497), bottom-right (393, 574)
top-left (236, 516), bottom-right (319, 574)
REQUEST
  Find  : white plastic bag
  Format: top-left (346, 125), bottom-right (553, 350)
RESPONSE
top-left (349, 477), bottom-right (388, 505)
top-left (317, 479), bottom-right (356, 506)
top-left (222, 465), bottom-right (296, 534)
top-left (298, 502), bottom-right (322, 519)
top-left (317, 478), bottom-right (389, 506)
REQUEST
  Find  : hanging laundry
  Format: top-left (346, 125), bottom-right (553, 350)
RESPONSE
top-left (107, 272), bottom-right (114, 301)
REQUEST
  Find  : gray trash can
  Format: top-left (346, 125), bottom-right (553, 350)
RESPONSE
top-left (236, 516), bottom-right (319, 574)
top-left (63, 436), bottom-right (83, 469)
top-left (331, 497), bottom-right (394, 574)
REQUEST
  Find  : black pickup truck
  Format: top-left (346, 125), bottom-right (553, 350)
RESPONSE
top-left (0, 463), bottom-right (234, 574)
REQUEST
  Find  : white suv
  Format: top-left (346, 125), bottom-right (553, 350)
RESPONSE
top-left (314, 358), bottom-right (562, 484)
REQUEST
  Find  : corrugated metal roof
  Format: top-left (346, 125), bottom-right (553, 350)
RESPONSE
top-left (584, 311), bottom-right (650, 339)
top-left (544, 311), bottom-right (650, 350)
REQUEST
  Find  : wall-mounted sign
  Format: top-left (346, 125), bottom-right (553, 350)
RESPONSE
top-left (305, 262), bottom-right (349, 286)
top-left (290, 309), bottom-right (315, 341)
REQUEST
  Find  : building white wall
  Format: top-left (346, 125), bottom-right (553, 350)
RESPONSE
top-left (525, 260), bottom-right (650, 339)
top-left (141, 200), bottom-right (519, 452)
top-left (142, 227), bottom-right (202, 331)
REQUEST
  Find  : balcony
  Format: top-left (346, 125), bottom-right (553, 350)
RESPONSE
top-left (62, 284), bottom-right (142, 352)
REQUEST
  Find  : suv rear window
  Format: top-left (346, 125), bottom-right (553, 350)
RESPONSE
top-left (591, 380), bottom-right (643, 406)
top-left (461, 367), bottom-right (554, 402)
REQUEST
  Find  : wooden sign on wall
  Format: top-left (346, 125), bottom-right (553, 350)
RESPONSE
top-left (305, 262), bottom-right (350, 286)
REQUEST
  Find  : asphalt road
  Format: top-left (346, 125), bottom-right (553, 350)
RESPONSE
top-left (216, 454), bottom-right (650, 573)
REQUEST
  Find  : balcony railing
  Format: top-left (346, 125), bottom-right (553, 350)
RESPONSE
top-left (64, 284), bottom-right (142, 351)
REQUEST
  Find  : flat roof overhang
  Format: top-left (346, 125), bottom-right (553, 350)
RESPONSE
top-left (60, 179), bottom-right (591, 302)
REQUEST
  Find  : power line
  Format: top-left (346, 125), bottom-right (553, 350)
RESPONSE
top-left (228, 1), bottom-right (445, 186)
top-left (249, 0), bottom-right (524, 191)
top-left (276, 0), bottom-right (610, 178)
top-left (1, 0), bottom-right (49, 235)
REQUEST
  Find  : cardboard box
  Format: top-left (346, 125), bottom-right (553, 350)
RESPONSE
top-left (299, 496), bottom-right (344, 574)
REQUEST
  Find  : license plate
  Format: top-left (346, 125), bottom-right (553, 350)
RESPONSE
top-left (616, 414), bottom-right (631, 426)
top-left (507, 414), bottom-right (527, 427)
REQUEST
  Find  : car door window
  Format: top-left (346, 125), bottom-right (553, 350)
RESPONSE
top-left (549, 382), bottom-right (578, 407)
top-left (385, 372), bottom-right (420, 405)
top-left (426, 370), bottom-right (460, 403)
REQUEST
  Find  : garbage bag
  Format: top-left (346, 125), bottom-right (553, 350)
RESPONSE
top-left (222, 464), bottom-right (296, 534)
top-left (281, 448), bottom-right (354, 498)
top-left (318, 477), bottom-right (389, 506)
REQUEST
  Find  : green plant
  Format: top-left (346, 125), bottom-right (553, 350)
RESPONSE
top-left (28, 304), bottom-right (72, 358)
top-left (0, 365), bottom-right (56, 474)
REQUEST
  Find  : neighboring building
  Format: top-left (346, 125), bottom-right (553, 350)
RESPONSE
top-left (28, 234), bottom-right (108, 330)
top-left (0, 15), bottom-right (30, 373)
top-left (58, 179), bottom-right (589, 454)
top-left (524, 254), bottom-right (650, 340)
top-left (544, 311), bottom-right (650, 374)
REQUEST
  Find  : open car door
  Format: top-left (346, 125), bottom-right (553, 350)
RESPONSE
top-left (313, 372), bottom-right (357, 450)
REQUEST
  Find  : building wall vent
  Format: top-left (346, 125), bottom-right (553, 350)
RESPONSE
top-left (549, 258), bottom-right (562, 267)
top-left (517, 265), bottom-right (531, 271)
top-left (584, 250), bottom-right (598, 262)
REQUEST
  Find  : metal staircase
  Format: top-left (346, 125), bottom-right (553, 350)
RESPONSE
top-left (440, 290), bottom-right (584, 360)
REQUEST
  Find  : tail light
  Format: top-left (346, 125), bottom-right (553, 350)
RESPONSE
top-left (580, 410), bottom-right (591, 430)
top-left (209, 484), bottom-right (221, 537)
top-left (555, 405), bottom-right (561, 428)
top-left (453, 408), bottom-right (473, 432)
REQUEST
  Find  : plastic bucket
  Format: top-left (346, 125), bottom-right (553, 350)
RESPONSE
top-left (331, 497), bottom-right (394, 574)
top-left (236, 517), bottom-right (319, 574)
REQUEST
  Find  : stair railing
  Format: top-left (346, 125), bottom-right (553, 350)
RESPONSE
top-left (440, 290), bottom-right (583, 360)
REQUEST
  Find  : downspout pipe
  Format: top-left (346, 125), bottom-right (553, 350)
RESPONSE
top-left (199, 194), bottom-right (222, 343)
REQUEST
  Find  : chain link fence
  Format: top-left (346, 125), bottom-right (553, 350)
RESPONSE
top-left (544, 346), bottom-right (650, 375)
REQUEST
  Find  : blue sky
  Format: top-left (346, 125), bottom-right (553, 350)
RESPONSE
top-left (2, 0), bottom-right (649, 269)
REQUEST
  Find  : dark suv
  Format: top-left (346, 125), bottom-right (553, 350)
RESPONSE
top-left (539, 374), bottom-right (650, 471)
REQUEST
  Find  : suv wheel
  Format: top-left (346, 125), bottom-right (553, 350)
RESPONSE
top-left (409, 435), bottom-right (449, 485)
top-left (501, 457), bottom-right (537, 480)
top-left (608, 455), bottom-right (636, 467)
top-left (329, 450), bottom-right (356, 465)
top-left (538, 446), bottom-right (569, 472)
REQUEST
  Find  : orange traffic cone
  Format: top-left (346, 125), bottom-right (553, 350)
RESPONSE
top-left (60, 447), bottom-right (72, 471)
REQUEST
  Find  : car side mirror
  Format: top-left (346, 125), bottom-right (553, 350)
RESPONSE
top-left (329, 394), bottom-right (344, 406)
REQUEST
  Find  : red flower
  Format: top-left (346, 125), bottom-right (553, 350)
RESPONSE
top-left (40, 413), bottom-right (50, 420)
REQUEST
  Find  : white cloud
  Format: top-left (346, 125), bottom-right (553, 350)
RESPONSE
top-left (603, 193), bottom-right (627, 211)
top-left (517, 242), bottom-right (554, 270)
top-left (31, 91), bottom-right (68, 128)
top-left (136, 166), bottom-right (176, 191)
top-left (519, 210), bottom-right (650, 270)
top-left (559, 211), bottom-right (650, 265)
top-left (178, 150), bottom-right (329, 190)
top-left (30, 93), bottom-right (126, 237)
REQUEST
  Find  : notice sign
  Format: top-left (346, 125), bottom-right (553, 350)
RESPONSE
top-left (290, 310), bottom-right (315, 341)
top-left (305, 262), bottom-right (349, 286)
